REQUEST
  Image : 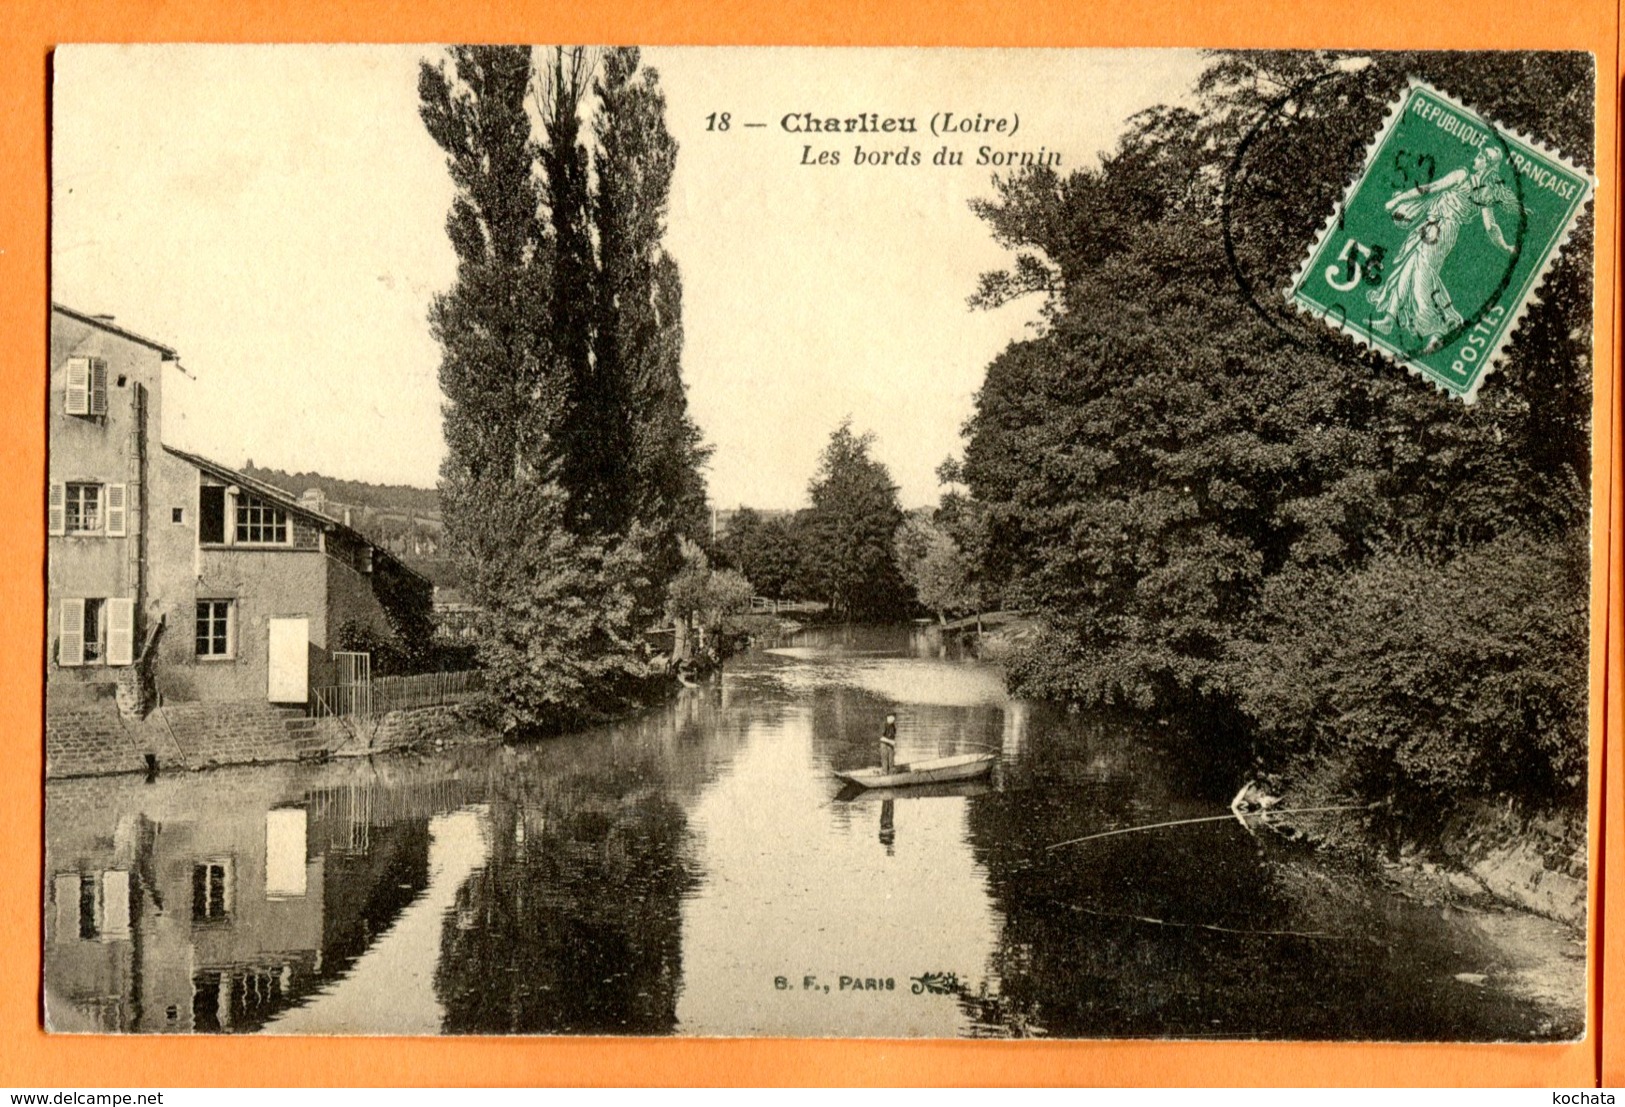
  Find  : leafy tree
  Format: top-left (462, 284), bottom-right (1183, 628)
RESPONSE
top-left (463, 485), bottom-right (656, 733)
top-left (1232, 532), bottom-right (1589, 805)
top-left (934, 457), bottom-right (1000, 612)
top-left (797, 421), bottom-right (911, 621)
top-left (709, 506), bottom-right (760, 571)
top-left (665, 539), bottom-right (755, 650)
top-left (960, 50), bottom-right (1593, 805)
top-left (894, 513), bottom-right (976, 624)
top-left (714, 508), bottom-right (802, 600)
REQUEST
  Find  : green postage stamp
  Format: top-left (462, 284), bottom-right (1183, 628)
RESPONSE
top-left (1287, 80), bottom-right (1592, 402)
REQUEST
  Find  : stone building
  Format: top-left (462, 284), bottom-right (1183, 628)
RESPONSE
top-left (47, 303), bottom-right (432, 716)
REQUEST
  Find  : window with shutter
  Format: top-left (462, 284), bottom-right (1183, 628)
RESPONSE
top-left (106, 598), bottom-right (134, 666)
top-left (90, 359), bottom-right (109, 416)
top-left (59, 599), bottom-right (85, 667)
top-left (48, 483), bottom-right (65, 536)
top-left (64, 359), bottom-right (90, 415)
top-left (105, 484), bottom-right (127, 537)
top-left (82, 599), bottom-right (106, 664)
top-left (65, 483), bottom-right (103, 534)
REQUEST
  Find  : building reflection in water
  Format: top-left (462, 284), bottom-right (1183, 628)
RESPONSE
top-left (45, 767), bottom-right (474, 1033)
top-left (44, 699), bottom-right (717, 1035)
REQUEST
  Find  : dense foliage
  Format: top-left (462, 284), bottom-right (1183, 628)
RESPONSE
top-left (419, 46), bottom-right (707, 732)
top-left (960, 51), bottom-right (1593, 808)
top-left (894, 512), bottom-right (977, 624)
top-left (243, 462), bottom-right (441, 516)
top-left (665, 539), bottom-right (755, 660)
top-left (708, 426), bottom-right (923, 622)
top-left (794, 422), bottom-right (913, 621)
top-left (712, 508), bottom-right (801, 600)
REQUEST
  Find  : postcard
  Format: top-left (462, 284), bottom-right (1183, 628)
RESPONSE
top-left (40, 43), bottom-right (1601, 1055)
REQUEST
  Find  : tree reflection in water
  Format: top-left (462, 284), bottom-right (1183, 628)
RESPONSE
top-left (434, 786), bottom-right (693, 1034)
top-left (963, 711), bottom-right (1575, 1040)
top-left (431, 702), bottom-right (714, 1034)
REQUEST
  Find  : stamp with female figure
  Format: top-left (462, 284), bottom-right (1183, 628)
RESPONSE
top-left (1287, 80), bottom-right (1591, 402)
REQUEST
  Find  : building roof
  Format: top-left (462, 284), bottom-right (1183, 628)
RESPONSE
top-left (162, 445), bottom-right (432, 589)
top-left (51, 303), bottom-right (180, 359)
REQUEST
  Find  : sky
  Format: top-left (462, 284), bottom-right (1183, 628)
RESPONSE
top-left (52, 45), bottom-right (1207, 509)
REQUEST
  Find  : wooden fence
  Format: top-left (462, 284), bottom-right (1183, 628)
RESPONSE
top-left (749, 597), bottom-right (828, 615)
top-left (310, 669), bottom-right (484, 719)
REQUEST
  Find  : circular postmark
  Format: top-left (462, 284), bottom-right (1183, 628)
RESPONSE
top-left (1219, 70), bottom-right (1528, 373)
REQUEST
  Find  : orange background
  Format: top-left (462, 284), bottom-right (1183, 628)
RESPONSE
top-left (0, 0), bottom-right (1618, 1088)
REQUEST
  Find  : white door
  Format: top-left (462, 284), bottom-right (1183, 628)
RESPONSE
top-left (267, 617), bottom-right (310, 703)
top-left (264, 807), bottom-right (308, 898)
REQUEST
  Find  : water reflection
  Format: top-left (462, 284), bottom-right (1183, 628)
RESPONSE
top-left (266, 807), bottom-right (490, 1034)
top-left (44, 625), bottom-right (1579, 1039)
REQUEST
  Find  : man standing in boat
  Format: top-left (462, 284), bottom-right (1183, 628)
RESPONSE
top-left (880, 713), bottom-right (898, 774)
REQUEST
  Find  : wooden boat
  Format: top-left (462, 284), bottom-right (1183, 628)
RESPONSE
top-left (833, 752), bottom-right (996, 790)
top-left (833, 778), bottom-right (993, 802)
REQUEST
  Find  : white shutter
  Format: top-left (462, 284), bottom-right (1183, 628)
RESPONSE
top-left (99, 871), bottom-right (130, 940)
top-left (90, 359), bottom-right (109, 416)
top-left (52, 874), bottom-right (80, 943)
top-left (106, 598), bottom-right (134, 666)
top-left (64, 358), bottom-right (90, 415)
top-left (105, 484), bottom-right (127, 537)
top-left (59, 599), bottom-right (85, 667)
top-left (267, 618), bottom-right (310, 702)
top-left (48, 483), bottom-right (65, 535)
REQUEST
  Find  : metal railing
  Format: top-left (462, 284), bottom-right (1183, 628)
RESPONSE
top-left (310, 682), bottom-right (371, 720)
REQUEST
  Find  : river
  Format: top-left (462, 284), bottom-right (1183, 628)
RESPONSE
top-left (43, 625), bottom-right (1583, 1039)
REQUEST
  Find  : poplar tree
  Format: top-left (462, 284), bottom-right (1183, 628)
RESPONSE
top-left (593, 47), bottom-right (709, 556)
top-left (418, 47), bottom-right (551, 493)
top-left (536, 46), bottom-right (610, 531)
top-left (421, 46), bottom-right (652, 733)
top-left (421, 45), bottom-right (710, 731)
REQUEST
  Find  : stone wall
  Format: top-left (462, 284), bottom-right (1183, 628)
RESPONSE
top-left (327, 703), bottom-right (486, 758)
top-left (146, 701), bottom-right (310, 770)
top-left (46, 689), bottom-right (488, 779)
top-left (45, 685), bottom-right (148, 779)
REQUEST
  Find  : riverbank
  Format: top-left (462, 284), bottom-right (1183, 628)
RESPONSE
top-left (1256, 838), bottom-right (1585, 1037)
top-left (44, 622), bottom-right (1580, 1039)
top-left (1258, 774), bottom-right (1587, 932)
top-left (939, 610), bottom-right (1039, 660)
top-left (45, 680), bottom-right (499, 779)
top-left (1359, 814), bottom-right (1585, 1034)
top-left (950, 613), bottom-right (1588, 929)
top-left (948, 604), bottom-right (1587, 1029)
